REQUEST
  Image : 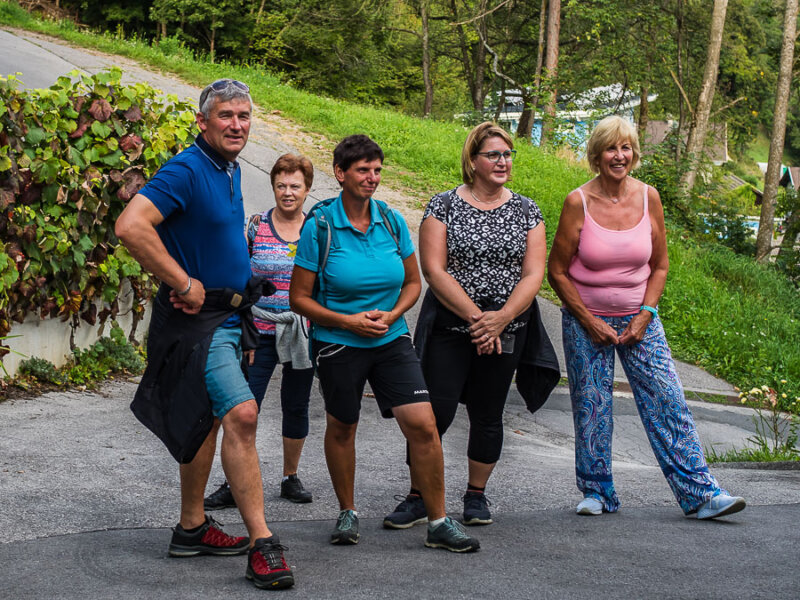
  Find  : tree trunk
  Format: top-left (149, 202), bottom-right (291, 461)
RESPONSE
top-left (450, 0), bottom-right (477, 110)
top-left (675, 0), bottom-right (686, 162)
top-left (777, 206), bottom-right (800, 264)
top-left (210, 26), bottom-right (216, 63)
top-left (638, 85), bottom-right (649, 148)
top-left (680, 0), bottom-right (727, 193)
top-left (421, 1), bottom-right (433, 116)
top-left (494, 83), bottom-right (506, 122)
top-left (539, 0), bottom-right (560, 146)
top-left (756, 0), bottom-right (798, 262)
top-left (472, 0), bottom-right (489, 111)
top-left (517, 0), bottom-right (548, 140)
top-left (256, 0), bottom-right (267, 24)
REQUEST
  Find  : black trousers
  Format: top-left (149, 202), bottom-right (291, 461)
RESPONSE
top-left (421, 323), bottom-right (526, 464)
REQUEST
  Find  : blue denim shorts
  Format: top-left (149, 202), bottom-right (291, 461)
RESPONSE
top-left (204, 326), bottom-right (254, 420)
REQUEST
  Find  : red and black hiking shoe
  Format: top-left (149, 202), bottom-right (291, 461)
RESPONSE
top-left (246, 536), bottom-right (295, 590)
top-left (168, 515), bottom-right (249, 557)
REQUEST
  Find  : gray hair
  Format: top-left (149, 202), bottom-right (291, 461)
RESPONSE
top-left (198, 79), bottom-right (252, 118)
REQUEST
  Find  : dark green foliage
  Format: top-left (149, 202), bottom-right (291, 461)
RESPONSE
top-left (17, 324), bottom-right (145, 388)
top-left (18, 356), bottom-right (66, 385)
top-left (66, 324), bottom-right (145, 385)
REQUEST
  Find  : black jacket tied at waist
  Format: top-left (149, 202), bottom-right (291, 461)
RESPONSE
top-left (413, 289), bottom-right (560, 413)
top-left (130, 276), bottom-right (276, 464)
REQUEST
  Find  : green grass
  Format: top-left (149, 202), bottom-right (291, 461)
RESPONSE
top-left (1, 3), bottom-right (799, 399)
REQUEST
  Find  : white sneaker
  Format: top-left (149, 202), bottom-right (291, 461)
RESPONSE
top-left (576, 497), bottom-right (603, 516)
top-left (696, 494), bottom-right (746, 520)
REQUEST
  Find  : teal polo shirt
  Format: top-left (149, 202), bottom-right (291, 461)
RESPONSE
top-left (294, 194), bottom-right (416, 348)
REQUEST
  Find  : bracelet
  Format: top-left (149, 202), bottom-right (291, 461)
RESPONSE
top-left (177, 277), bottom-right (192, 296)
top-left (640, 305), bottom-right (658, 317)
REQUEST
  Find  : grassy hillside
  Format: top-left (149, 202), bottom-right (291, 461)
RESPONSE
top-left (1, 2), bottom-right (798, 403)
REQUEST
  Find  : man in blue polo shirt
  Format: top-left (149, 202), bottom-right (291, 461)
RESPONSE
top-left (289, 134), bottom-right (480, 553)
top-left (115, 79), bottom-right (294, 590)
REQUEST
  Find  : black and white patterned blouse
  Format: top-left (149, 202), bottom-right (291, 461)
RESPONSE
top-left (422, 187), bottom-right (544, 333)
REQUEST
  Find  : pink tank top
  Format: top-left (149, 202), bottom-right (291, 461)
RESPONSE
top-left (567, 185), bottom-right (652, 316)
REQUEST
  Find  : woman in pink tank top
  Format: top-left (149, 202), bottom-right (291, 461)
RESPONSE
top-left (548, 116), bottom-right (745, 521)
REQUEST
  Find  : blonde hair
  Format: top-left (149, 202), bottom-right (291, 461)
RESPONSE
top-left (585, 115), bottom-right (641, 174)
top-left (461, 122), bottom-right (514, 185)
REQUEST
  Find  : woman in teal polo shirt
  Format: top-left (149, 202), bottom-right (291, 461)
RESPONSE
top-left (290, 134), bottom-right (480, 554)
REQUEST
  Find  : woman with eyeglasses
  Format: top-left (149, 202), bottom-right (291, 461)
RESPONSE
top-left (384, 121), bottom-right (548, 529)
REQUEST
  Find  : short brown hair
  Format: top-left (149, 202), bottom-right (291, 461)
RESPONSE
top-left (461, 122), bottom-right (514, 185)
top-left (585, 116), bottom-right (641, 174)
top-left (270, 153), bottom-right (314, 189)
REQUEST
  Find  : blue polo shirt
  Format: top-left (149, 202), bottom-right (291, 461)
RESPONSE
top-left (295, 194), bottom-right (415, 348)
top-left (138, 134), bottom-right (250, 292)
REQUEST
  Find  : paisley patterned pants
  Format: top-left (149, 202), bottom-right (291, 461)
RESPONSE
top-left (562, 309), bottom-right (726, 514)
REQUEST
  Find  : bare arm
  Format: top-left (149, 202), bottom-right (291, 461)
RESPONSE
top-left (115, 193), bottom-right (205, 314)
top-left (619, 186), bottom-right (669, 345)
top-left (288, 265), bottom-right (389, 338)
top-left (372, 253), bottom-right (422, 328)
top-left (419, 216), bottom-right (482, 322)
top-left (547, 191), bottom-right (619, 346)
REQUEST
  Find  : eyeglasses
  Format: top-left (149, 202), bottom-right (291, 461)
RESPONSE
top-left (208, 79), bottom-right (249, 93)
top-left (475, 150), bottom-right (516, 163)
top-left (199, 79), bottom-right (250, 109)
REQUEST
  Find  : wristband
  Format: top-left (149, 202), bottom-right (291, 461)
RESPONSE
top-left (640, 305), bottom-right (657, 317)
top-left (177, 277), bottom-right (192, 296)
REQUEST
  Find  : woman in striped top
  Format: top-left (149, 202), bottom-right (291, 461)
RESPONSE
top-left (204, 154), bottom-right (316, 509)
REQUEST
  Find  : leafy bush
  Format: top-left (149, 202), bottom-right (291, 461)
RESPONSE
top-left (0, 67), bottom-right (196, 363)
top-left (17, 325), bottom-right (144, 389)
top-left (18, 356), bottom-right (65, 385)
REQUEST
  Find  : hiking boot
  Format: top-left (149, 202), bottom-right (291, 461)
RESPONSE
top-left (425, 517), bottom-right (480, 553)
top-left (204, 481), bottom-right (236, 511)
top-left (330, 509), bottom-right (360, 545)
top-left (280, 475), bottom-right (313, 503)
top-left (462, 491), bottom-right (493, 525)
top-left (697, 494), bottom-right (746, 520)
top-left (168, 515), bottom-right (249, 557)
top-left (383, 494), bottom-right (428, 529)
top-left (246, 536), bottom-right (295, 590)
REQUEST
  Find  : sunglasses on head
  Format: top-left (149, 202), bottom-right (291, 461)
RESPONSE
top-left (208, 79), bottom-right (250, 93)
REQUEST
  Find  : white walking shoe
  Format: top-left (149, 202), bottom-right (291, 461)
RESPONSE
top-left (576, 497), bottom-right (603, 516)
top-left (696, 494), bottom-right (746, 520)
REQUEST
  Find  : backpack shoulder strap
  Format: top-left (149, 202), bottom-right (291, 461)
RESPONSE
top-left (246, 213), bottom-right (262, 255)
top-left (374, 199), bottom-right (401, 250)
top-left (302, 198), bottom-right (339, 303)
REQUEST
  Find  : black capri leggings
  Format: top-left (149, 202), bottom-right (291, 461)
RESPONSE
top-left (421, 323), bottom-right (526, 464)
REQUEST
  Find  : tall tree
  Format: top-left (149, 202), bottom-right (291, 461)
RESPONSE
top-left (679, 0), bottom-right (728, 193)
top-left (539, 0), bottom-right (560, 146)
top-left (756, 0), bottom-right (798, 262)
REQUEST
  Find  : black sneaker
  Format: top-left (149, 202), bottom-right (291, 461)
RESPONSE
top-left (204, 481), bottom-right (236, 511)
top-left (280, 475), bottom-right (313, 503)
top-left (246, 536), bottom-right (295, 590)
top-left (462, 491), bottom-right (493, 525)
top-left (330, 509), bottom-right (360, 545)
top-left (383, 494), bottom-right (428, 529)
top-left (168, 515), bottom-right (249, 557)
top-left (425, 516), bottom-right (480, 553)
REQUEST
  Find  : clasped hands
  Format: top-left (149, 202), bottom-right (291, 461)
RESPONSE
top-left (586, 311), bottom-right (652, 346)
top-left (469, 309), bottom-right (511, 355)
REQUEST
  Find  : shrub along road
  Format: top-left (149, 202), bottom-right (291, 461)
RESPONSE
top-left (0, 27), bottom-right (798, 599)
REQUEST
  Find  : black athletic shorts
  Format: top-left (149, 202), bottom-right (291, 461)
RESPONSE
top-left (312, 334), bottom-right (430, 424)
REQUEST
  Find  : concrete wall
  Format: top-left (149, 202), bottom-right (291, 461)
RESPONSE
top-left (1, 280), bottom-right (151, 377)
